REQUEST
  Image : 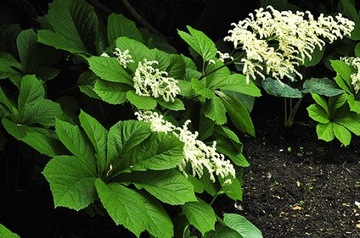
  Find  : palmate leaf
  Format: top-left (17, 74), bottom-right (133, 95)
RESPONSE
top-left (182, 199), bottom-right (216, 235)
top-left (43, 155), bottom-right (97, 211)
top-left (119, 170), bottom-right (196, 205)
top-left (37, 0), bottom-right (99, 54)
top-left (178, 26), bottom-right (217, 62)
top-left (95, 179), bottom-right (148, 237)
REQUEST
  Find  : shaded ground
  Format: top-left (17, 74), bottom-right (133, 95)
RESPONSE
top-left (239, 97), bottom-right (360, 238)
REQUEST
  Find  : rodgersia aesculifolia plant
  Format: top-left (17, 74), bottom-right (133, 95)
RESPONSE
top-left (0, 0), bottom-right (358, 236)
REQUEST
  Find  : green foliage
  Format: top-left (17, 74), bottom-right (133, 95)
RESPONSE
top-left (0, 224), bottom-right (20, 238)
top-left (307, 60), bottom-right (360, 146)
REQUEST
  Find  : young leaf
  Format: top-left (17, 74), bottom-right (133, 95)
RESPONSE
top-left (55, 118), bottom-right (96, 172)
top-left (316, 122), bottom-right (334, 142)
top-left (37, 0), bottom-right (99, 54)
top-left (107, 14), bottom-right (143, 45)
top-left (93, 80), bottom-right (131, 104)
top-left (178, 26), bottom-right (217, 62)
top-left (202, 97), bottom-right (227, 125)
top-left (95, 179), bottom-right (148, 237)
top-left (88, 56), bottom-right (133, 85)
top-left (223, 213), bottom-right (263, 238)
top-left (126, 90), bottom-right (157, 110)
top-left (182, 199), bottom-right (216, 235)
top-left (119, 170), bottom-right (197, 205)
top-left (43, 155), bottom-right (97, 211)
top-left (79, 110), bottom-right (108, 176)
top-left (307, 105), bottom-right (330, 124)
top-left (333, 123), bottom-right (352, 146)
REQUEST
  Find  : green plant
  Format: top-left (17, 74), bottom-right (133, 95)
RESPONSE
top-left (0, 223), bottom-right (20, 238)
top-left (0, 0), bottom-right (263, 237)
top-left (307, 59), bottom-right (360, 146)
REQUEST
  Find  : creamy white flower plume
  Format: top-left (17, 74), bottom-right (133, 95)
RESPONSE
top-left (224, 6), bottom-right (355, 82)
top-left (133, 59), bottom-right (180, 102)
top-left (100, 48), bottom-right (134, 68)
top-left (135, 111), bottom-right (236, 182)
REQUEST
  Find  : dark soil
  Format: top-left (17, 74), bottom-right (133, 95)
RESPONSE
top-left (238, 97), bottom-right (360, 238)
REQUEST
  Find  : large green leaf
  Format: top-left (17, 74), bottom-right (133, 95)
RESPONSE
top-left (107, 14), bottom-right (143, 45)
top-left (262, 78), bottom-right (302, 98)
top-left (37, 0), bottom-right (99, 54)
top-left (157, 98), bottom-right (185, 111)
top-left (210, 73), bottom-right (261, 97)
top-left (93, 80), bottom-right (131, 104)
top-left (55, 119), bottom-right (96, 172)
top-left (2, 118), bottom-right (66, 157)
top-left (331, 60), bottom-right (352, 90)
top-left (205, 61), bottom-right (230, 88)
top-left (178, 26), bottom-right (217, 62)
top-left (79, 110), bottom-right (108, 176)
top-left (223, 213), bottom-right (263, 238)
top-left (16, 29), bottom-right (37, 71)
top-left (336, 114), bottom-right (360, 136)
top-left (95, 179), bottom-right (148, 237)
top-left (347, 94), bottom-right (360, 113)
top-left (120, 170), bottom-right (196, 205)
top-left (43, 155), bottom-right (97, 211)
top-left (302, 78), bottom-right (344, 97)
top-left (0, 224), bottom-right (20, 238)
top-left (182, 199), bottom-right (216, 235)
top-left (202, 96), bottom-right (227, 125)
top-left (167, 54), bottom-right (186, 79)
top-left (88, 56), bottom-right (133, 85)
top-left (18, 75), bottom-right (44, 112)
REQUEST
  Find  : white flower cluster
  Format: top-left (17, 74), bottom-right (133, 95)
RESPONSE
top-left (133, 59), bottom-right (180, 102)
top-left (341, 56), bottom-right (360, 94)
top-left (135, 111), bottom-right (236, 182)
top-left (224, 6), bottom-right (355, 83)
top-left (100, 48), bottom-right (134, 68)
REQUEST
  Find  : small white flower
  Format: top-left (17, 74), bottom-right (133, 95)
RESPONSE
top-left (133, 59), bottom-right (180, 102)
top-left (100, 48), bottom-right (134, 68)
top-left (224, 6), bottom-right (355, 82)
top-left (341, 56), bottom-right (360, 94)
top-left (217, 51), bottom-right (234, 63)
top-left (135, 111), bottom-right (236, 182)
top-left (113, 48), bottom-right (134, 68)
